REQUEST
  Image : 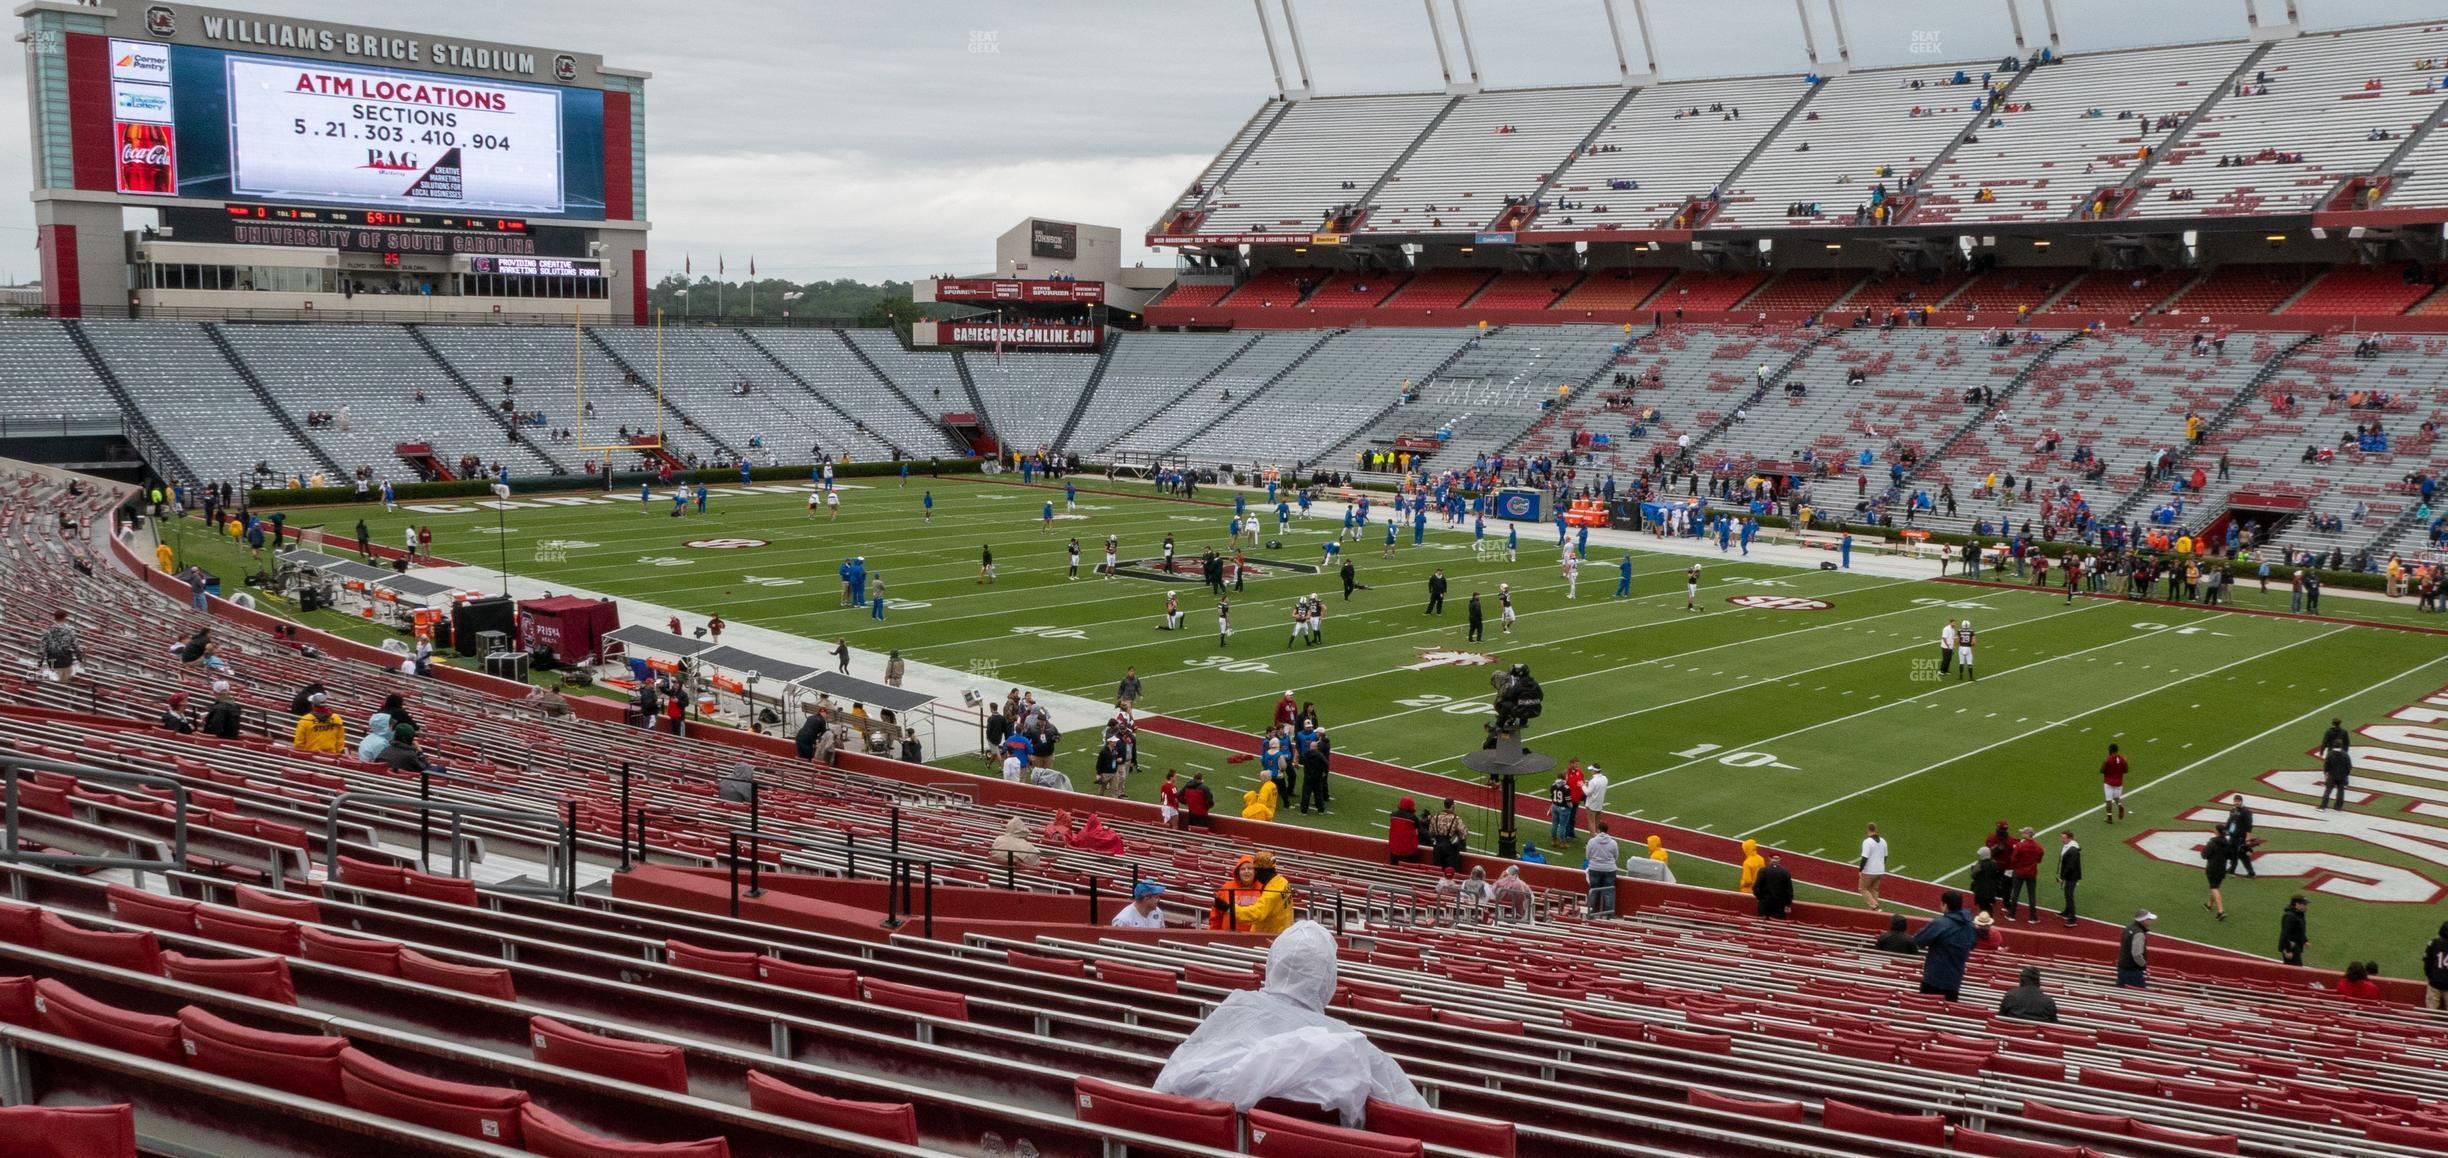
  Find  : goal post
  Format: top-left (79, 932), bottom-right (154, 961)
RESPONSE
top-left (574, 304), bottom-right (663, 471)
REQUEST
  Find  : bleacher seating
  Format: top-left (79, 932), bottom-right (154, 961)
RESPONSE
top-left (1554, 268), bottom-right (1672, 312)
top-left (1188, 94), bottom-right (1455, 237)
top-left (1718, 62), bottom-right (2000, 229)
top-left (747, 330), bottom-right (964, 458)
top-left (1108, 332), bottom-right (1325, 456)
top-left (591, 327), bottom-right (896, 461)
top-left (417, 325), bottom-right (727, 466)
top-left (0, 320), bottom-right (119, 423)
top-left (2159, 264), bottom-right (2319, 315)
top-left (2130, 24), bottom-right (2448, 219)
top-left (2280, 265), bottom-right (2439, 316)
top-left (1176, 329), bottom-right (1477, 466)
top-left (2035, 270), bottom-right (2194, 321)
top-left (1221, 267), bottom-right (1327, 310)
top-left (1381, 268), bottom-right (1495, 311)
top-left (1916, 41), bottom-right (2251, 224)
top-left (1471, 272), bottom-right (1585, 311)
top-left (1945, 270), bottom-right (2077, 319)
top-left (1170, 99), bottom-right (1289, 215)
top-left (1651, 271), bottom-right (1769, 314)
top-left (1361, 87), bottom-right (1623, 235)
top-left (76, 321), bottom-right (329, 487)
top-left (1065, 332), bottom-right (1256, 456)
top-left (218, 324), bottom-right (564, 479)
top-left (1739, 270), bottom-right (1866, 316)
top-left (967, 350), bottom-right (1098, 455)
top-left (1329, 325), bottom-right (1628, 468)
top-left (1556, 77), bottom-right (1807, 226)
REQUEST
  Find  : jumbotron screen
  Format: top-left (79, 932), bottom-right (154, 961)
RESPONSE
top-left (112, 37), bottom-right (607, 219)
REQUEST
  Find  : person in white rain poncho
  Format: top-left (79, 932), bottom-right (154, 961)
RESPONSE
top-left (1152, 921), bottom-right (1428, 1125)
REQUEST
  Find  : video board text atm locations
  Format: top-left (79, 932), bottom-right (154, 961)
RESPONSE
top-left (228, 57), bottom-right (566, 215)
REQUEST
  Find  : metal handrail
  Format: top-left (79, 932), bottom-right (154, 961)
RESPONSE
top-left (1, 755), bottom-right (190, 878)
top-left (321, 791), bottom-right (570, 900)
top-left (719, 821), bottom-right (935, 938)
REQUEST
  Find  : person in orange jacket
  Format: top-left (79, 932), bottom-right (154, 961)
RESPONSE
top-left (1209, 855), bottom-right (1265, 931)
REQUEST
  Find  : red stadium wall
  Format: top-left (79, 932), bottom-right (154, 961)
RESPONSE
top-left (631, 248), bottom-right (648, 325)
top-left (615, 865), bottom-right (1284, 947)
top-left (64, 33), bottom-right (112, 193)
top-left (39, 225), bottom-right (79, 320)
top-left (602, 90), bottom-right (633, 221)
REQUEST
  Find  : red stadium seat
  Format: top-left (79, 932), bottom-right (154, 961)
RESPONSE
top-left (339, 1047), bottom-right (527, 1145)
top-left (1093, 959), bottom-right (1179, 994)
top-left (299, 925), bottom-right (402, 976)
top-left (232, 885), bottom-right (321, 922)
top-left (0, 899), bottom-right (39, 945)
top-left (398, 948), bottom-right (518, 1000)
top-left (862, 978), bottom-right (969, 1020)
top-left (175, 1006), bottom-right (348, 1101)
top-left (518, 1102), bottom-right (731, 1158)
top-left (754, 956), bottom-right (859, 998)
top-left (1005, 950), bottom-right (1086, 977)
top-left (333, 855), bottom-right (407, 893)
top-left (2125, 1119), bottom-right (2238, 1152)
top-left (1246, 1108), bottom-right (1423, 1158)
top-left (1073, 1076), bottom-right (1237, 1150)
top-left (1350, 996), bottom-right (1432, 1018)
top-left (1820, 1100), bottom-right (1946, 1147)
top-left (746, 1070), bottom-right (919, 1144)
top-left (2367, 1121), bottom-right (2448, 1151)
top-left (1182, 962), bottom-right (1261, 991)
top-left (1364, 1096), bottom-right (1516, 1157)
top-left (1646, 1025), bottom-right (1733, 1054)
top-left (664, 939), bottom-right (758, 979)
top-left (38, 912), bottom-right (162, 975)
top-left (2019, 1101), bottom-right (2128, 1132)
top-left (0, 1103), bottom-right (137, 1158)
top-left (1560, 1008), bottom-right (1646, 1038)
top-left (1431, 1008), bottom-right (1525, 1036)
top-left (0, 975), bottom-right (35, 1026)
top-left (32, 978), bottom-right (182, 1063)
top-left (1687, 1088), bottom-right (1805, 1122)
top-left (528, 1016), bottom-right (689, 1094)
top-left (1951, 1127), bottom-right (2083, 1158)
top-left (161, 951), bottom-right (297, 1004)
top-left (103, 884), bottom-right (199, 933)
top-left (196, 906), bottom-right (302, 955)
top-left (1983, 1053), bottom-right (2065, 1082)
top-left (400, 869), bottom-right (478, 906)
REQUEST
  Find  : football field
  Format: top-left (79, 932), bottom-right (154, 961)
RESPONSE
top-left (263, 474), bottom-right (2448, 965)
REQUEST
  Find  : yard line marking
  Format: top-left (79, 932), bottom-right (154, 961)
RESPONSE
top-left (1945, 648), bottom-right (2448, 885)
top-left (1738, 625), bottom-right (2347, 839)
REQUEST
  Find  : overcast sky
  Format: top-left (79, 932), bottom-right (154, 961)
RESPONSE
top-left (1, 0), bottom-right (2439, 284)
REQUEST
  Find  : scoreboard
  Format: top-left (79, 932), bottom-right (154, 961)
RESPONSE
top-left (118, 38), bottom-right (606, 219)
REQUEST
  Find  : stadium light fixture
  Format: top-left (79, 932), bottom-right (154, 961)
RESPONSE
top-left (1824, 243), bottom-right (1843, 251)
top-left (2265, 234), bottom-right (2287, 242)
top-left (1459, 246), bottom-right (1474, 253)
top-left (2032, 240), bottom-right (2051, 248)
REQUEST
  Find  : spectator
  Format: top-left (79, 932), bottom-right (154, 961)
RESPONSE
top-left (1426, 798), bottom-right (1469, 872)
top-left (1752, 851), bottom-right (1793, 918)
top-left (1910, 890), bottom-right (1978, 1000)
top-left (2118, 909), bottom-right (2157, 987)
top-left (2057, 831), bottom-right (2083, 928)
top-left (1971, 846), bottom-right (2007, 917)
top-left (1071, 813), bottom-right (1124, 856)
top-left (988, 817), bottom-right (1041, 870)
top-left (1872, 914), bottom-right (1918, 953)
top-left (1226, 851), bottom-right (1293, 934)
top-left (2339, 961), bottom-right (2383, 1000)
top-left (1116, 666), bottom-right (1141, 710)
top-left (1737, 837), bottom-right (1764, 893)
top-left (1586, 822), bottom-right (1621, 917)
top-left (156, 692), bottom-right (195, 734)
top-left (1152, 922), bottom-right (1429, 1125)
top-left (1182, 773), bottom-right (1215, 828)
top-left (1858, 822), bottom-right (1890, 912)
top-left (1209, 856), bottom-right (1262, 930)
top-left (37, 610), bottom-right (80, 681)
top-left (291, 694), bottom-right (345, 754)
top-left (200, 680), bottom-right (243, 740)
top-left (2007, 826), bottom-right (2044, 923)
top-left (2279, 895), bottom-right (2310, 966)
top-left (2423, 920), bottom-right (2448, 1009)
top-left (1241, 778), bottom-right (1279, 821)
top-left (375, 724), bottom-right (429, 774)
top-left (717, 762), bottom-right (757, 804)
top-left (2202, 829), bottom-right (2232, 920)
top-left (357, 693), bottom-right (408, 762)
top-left (1112, 881), bottom-right (1169, 929)
top-left (1491, 865), bottom-right (1532, 919)
top-left (1996, 966), bottom-right (2061, 1022)
top-left (1385, 796), bottom-right (1422, 865)
top-left (1644, 834), bottom-right (1670, 869)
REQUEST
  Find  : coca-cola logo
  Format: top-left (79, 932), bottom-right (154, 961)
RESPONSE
top-left (145, 5), bottom-right (176, 37)
top-left (122, 143), bottom-right (170, 165)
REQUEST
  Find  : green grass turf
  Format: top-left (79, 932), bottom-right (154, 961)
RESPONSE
top-left (247, 475), bottom-right (2448, 966)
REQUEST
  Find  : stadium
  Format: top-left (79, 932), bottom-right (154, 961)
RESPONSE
top-left (6, 0), bottom-right (2448, 1153)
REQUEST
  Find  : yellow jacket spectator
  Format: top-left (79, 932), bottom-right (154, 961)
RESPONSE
top-left (153, 542), bottom-right (173, 572)
top-left (292, 698), bottom-right (346, 754)
top-left (1738, 838), bottom-right (1764, 892)
top-left (1241, 779), bottom-right (1279, 822)
top-left (1646, 835), bottom-right (1670, 863)
top-left (1231, 851), bottom-right (1294, 934)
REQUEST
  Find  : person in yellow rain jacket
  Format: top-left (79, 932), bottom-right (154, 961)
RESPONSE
top-left (1738, 838), bottom-right (1764, 893)
top-left (291, 695), bottom-right (346, 754)
top-left (1230, 850), bottom-right (1294, 934)
top-left (1646, 835), bottom-right (1670, 865)
top-left (153, 541), bottom-right (174, 572)
top-left (1241, 778), bottom-right (1279, 822)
